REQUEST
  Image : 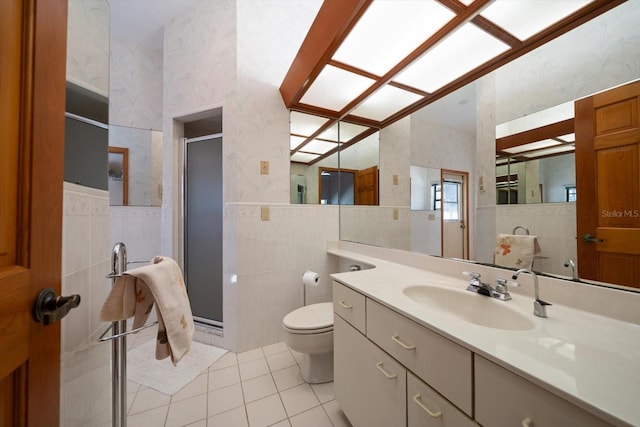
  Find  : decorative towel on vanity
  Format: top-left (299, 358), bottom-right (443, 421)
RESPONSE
top-left (494, 234), bottom-right (542, 270)
top-left (100, 256), bottom-right (195, 365)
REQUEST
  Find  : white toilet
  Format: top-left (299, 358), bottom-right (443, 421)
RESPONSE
top-left (282, 302), bottom-right (334, 384)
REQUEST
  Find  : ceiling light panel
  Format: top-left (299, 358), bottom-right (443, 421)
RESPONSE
top-left (395, 23), bottom-right (510, 93)
top-left (481, 0), bottom-right (593, 41)
top-left (290, 135), bottom-right (307, 150)
top-left (318, 121), bottom-right (370, 143)
top-left (351, 84), bottom-right (423, 122)
top-left (300, 64), bottom-right (375, 112)
top-left (504, 139), bottom-right (561, 154)
top-left (557, 133), bottom-right (575, 143)
top-left (332, 1), bottom-right (455, 77)
top-left (291, 152), bottom-right (320, 163)
top-left (303, 139), bottom-right (338, 154)
top-left (290, 111), bottom-right (331, 137)
top-left (521, 144), bottom-right (575, 158)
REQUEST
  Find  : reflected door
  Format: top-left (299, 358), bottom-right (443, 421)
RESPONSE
top-left (575, 80), bottom-right (640, 287)
top-left (184, 135), bottom-right (223, 326)
top-left (441, 171), bottom-right (469, 259)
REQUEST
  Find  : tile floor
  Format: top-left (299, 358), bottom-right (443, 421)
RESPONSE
top-left (124, 333), bottom-right (353, 427)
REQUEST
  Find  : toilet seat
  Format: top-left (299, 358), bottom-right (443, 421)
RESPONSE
top-left (283, 302), bottom-right (333, 334)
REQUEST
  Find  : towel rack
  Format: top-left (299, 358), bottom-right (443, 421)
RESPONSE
top-left (98, 244), bottom-right (158, 427)
top-left (512, 225), bottom-right (530, 235)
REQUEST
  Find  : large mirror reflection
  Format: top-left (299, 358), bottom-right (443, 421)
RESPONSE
top-left (325, 1), bottom-right (640, 290)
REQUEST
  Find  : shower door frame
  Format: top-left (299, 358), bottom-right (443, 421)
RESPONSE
top-left (181, 133), bottom-right (224, 329)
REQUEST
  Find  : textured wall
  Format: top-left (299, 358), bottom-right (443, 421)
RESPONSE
top-left (66, 0), bottom-right (109, 96)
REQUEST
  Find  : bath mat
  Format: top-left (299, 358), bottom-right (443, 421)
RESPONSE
top-left (127, 339), bottom-right (226, 396)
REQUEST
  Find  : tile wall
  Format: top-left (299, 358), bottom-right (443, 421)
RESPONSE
top-left (60, 183), bottom-right (113, 426)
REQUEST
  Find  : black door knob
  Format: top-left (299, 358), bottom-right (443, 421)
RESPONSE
top-left (33, 288), bottom-right (81, 326)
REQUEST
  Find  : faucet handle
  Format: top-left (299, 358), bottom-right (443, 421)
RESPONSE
top-left (462, 271), bottom-right (481, 280)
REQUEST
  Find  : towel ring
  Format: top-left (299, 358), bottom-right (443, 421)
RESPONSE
top-left (512, 225), bottom-right (530, 235)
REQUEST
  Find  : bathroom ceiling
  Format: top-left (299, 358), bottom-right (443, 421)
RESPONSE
top-left (110, 0), bottom-right (199, 48)
top-left (283, 0), bottom-right (623, 165)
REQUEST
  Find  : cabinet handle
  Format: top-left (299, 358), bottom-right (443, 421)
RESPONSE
top-left (375, 362), bottom-right (397, 379)
top-left (522, 417), bottom-right (533, 427)
top-left (412, 394), bottom-right (442, 418)
top-left (392, 334), bottom-right (416, 350)
top-left (338, 300), bottom-right (353, 309)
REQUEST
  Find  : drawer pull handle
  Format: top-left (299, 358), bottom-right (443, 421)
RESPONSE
top-left (338, 300), bottom-right (353, 309)
top-left (413, 394), bottom-right (442, 418)
top-left (375, 362), bottom-right (397, 379)
top-left (392, 335), bottom-right (416, 350)
top-left (522, 418), bottom-right (533, 427)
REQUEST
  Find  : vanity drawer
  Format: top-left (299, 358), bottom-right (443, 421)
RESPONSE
top-left (366, 299), bottom-right (473, 416)
top-left (333, 281), bottom-right (366, 334)
top-left (475, 356), bottom-right (611, 427)
top-left (408, 372), bottom-right (477, 427)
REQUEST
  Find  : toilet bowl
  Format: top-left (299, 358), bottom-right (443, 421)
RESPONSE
top-left (282, 302), bottom-right (333, 384)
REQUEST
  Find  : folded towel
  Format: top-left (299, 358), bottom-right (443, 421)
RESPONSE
top-left (494, 234), bottom-right (542, 270)
top-left (100, 256), bottom-right (195, 365)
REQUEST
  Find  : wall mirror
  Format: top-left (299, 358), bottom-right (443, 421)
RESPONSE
top-left (290, 113), bottom-right (379, 205)
top-left (332, 1), bottom-right (640, 290)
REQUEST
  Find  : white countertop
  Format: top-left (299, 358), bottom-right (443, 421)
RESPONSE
top-left (329, 246), bottom-right (640, 427)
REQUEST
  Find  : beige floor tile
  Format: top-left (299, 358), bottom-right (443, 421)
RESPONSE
top-left (289, 405), bottom-right (333, 427)
top-left (238, 358), bottom-right (270, 381)
top-left (208, 383), bottom-right (245, 417)
top-left (271, 365), bottom-right (304, 392)
top-left (165, 393), bottom-right (208, 427)
top-left (237, 348), bottom-right (264, 364)
top-left (129, 387), bottom-right (171, 415)
top-left (245, 394), bottom-right (287, 427)
top-left (209, 352), bottom-right (238, 372)
top-left (266, 351), bottom-right (297, 372)
top-left (209, 365), bottom-right (240, 390)
top-left (310, 382), bottom-right (334, 404)
top-left (241, 374), bottom-right (277, 403)
top-left (173, 371), bottom-right (208, 402)
top-left (125, 405), bottom-right (169, 427)
top-left (279, 383), bottom-right (321, 418)
top-left (207, 406), bottom-right (249, 427)
top-left (261, 341), bottom-right (288, 356)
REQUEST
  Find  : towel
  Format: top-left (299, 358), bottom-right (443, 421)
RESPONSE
top-left (100, 256), bottom-right (195, 365)
top-left (494, 234), bottom-right (542, 270)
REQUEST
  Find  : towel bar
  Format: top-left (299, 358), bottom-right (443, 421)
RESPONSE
top-left (512, 225), bottom-right (530, 235)
top-left (98, 320), bottom-right (159, 342)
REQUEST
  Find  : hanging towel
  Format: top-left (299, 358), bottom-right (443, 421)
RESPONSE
top-left (494, 234), bottom-right (542, 270)
top-left (100, 256), bottom-right (195, 365)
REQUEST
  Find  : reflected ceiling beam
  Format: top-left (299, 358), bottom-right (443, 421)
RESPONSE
top-left (496, 118), bottom-right (574, 151)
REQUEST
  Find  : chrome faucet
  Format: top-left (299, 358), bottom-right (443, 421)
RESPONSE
top-left (463, 272), bottom-right (516, 301)
top-left (512, 268), bottom-right (551, 318)
top-left (564, 258), bottom-right (578, 281)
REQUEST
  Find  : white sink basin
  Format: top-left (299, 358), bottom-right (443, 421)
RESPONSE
top-left (403, 285), bottom-right (535, 331)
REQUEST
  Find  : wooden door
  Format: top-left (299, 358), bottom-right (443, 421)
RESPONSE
top-left (355, 165), bottom-right (379, 205)
top-left (0, 0), bottom-right (67, 425)
top-left (575, 80), bottom-right (640, 287)
top-left (441, 171), bottom-right (469, 260)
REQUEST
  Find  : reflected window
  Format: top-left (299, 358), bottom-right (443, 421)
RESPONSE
top-left (443, 181), bottom-right (461, 221)
top-left (431, 183), bottom-right (441, 210)
top-left (566, 186), bottom-right (577, 202)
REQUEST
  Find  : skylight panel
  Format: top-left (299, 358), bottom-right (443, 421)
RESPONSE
top-left (504, 139), bottom-right (560, 154)
top-left (481, 0), bottom-right (593, 41)
top-left (289, 111), bottom-right (330, 137)
top-left (291, 152), bottom-right (320, 163)
top-left (351, 84), bottom-right (422, 122)
top-left (290, 135), bottom-right (306, 150)
top-left (318, 121), bottom-right (370, 143)
top-left (300, 64), bottom-right (375, 112)
top-left (332, 1), bottom-right (455, 76)
top-left (303, 139), bottom-right (338, 155)
top-left (395, 23), bottom-right (510, 93)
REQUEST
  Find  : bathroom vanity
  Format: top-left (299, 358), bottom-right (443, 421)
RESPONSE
top-left (330, 242), bottom-right (640, 427)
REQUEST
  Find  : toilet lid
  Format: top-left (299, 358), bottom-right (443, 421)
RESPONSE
top-left (283, 302), bottom-right (333, 331)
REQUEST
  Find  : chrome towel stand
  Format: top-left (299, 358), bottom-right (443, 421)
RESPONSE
top-left (98, 242), bottom-right (157, 427)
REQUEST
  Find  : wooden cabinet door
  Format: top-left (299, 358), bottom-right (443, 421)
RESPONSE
top-left (575, 80), bottom-right (640, 287)
top-left (0, 0), bottom-right (67, 425)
